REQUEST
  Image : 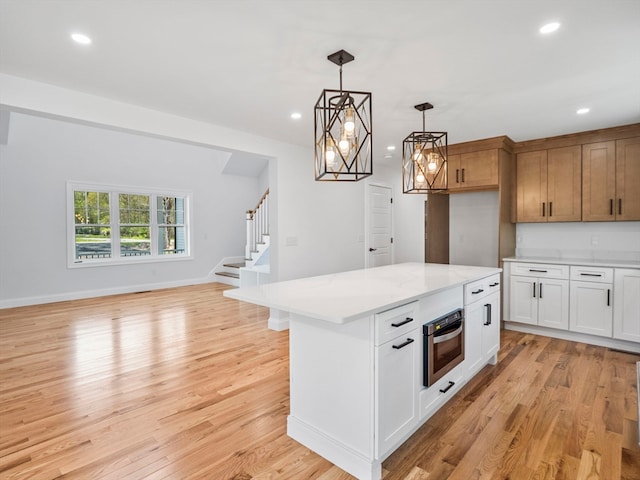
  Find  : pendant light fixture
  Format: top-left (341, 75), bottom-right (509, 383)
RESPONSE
top-left (314, 49), bottom-right (373, 181)
top-left (402, 102), bottom-right (448, 193)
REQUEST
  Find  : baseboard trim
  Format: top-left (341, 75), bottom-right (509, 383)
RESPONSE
top-left (0, 277), bottom-right (212, 309)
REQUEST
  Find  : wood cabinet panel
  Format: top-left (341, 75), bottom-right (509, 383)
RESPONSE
top-left (516, 150), bottom-right (547, 222)
top-left (547, 145), bottom-right (582, 222)
top-left (516, 146), bottom-right (581, 222)
top-left (582, 141), bottom-right (616, 221)
top-left (616, 137), bottom-right (640, 220)
top-left (447, 150), bottom-right (498, 190)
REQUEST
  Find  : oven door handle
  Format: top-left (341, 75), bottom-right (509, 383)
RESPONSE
top-left (432, 324), bottom-right (463, 344)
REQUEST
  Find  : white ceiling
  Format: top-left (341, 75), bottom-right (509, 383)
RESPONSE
top-left (1, 0), bottom-right (639, 166)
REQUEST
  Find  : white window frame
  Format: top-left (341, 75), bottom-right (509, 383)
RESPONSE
top-left (67, 181), bottom-right (193, 268)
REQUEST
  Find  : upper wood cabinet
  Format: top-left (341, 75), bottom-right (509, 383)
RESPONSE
top-left (447, 149), bottom-right (499, 190)
top-left (516, 145), bottom-right (582, 223)
top-left (583, 137), bottom-right (640, 221)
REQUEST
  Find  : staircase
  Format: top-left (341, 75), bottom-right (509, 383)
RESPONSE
top-left (213, 189), bottom-right (270, 287)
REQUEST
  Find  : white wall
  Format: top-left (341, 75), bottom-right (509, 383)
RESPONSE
top-left (378, 163), bottom-right (425, 264)
top-left (0, 74), bottom-right (428, 306)
top-left (449, 191), bottom-right (499, 267)
top-left (0, 112), bottom-right (260, 306)
top-left (516, 221), bottom-right (640, 262)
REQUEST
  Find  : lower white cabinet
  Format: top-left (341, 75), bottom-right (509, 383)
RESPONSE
top-left (569, 266), bottom-right (613, 337)
top-left (505, 260), bottom-right (640, 351)
top-left (375, 326), bottom-right (419, 458)
top-left (509, 265), bottom-right (569, 330)
top-left (465, 275), bottom-right (501, 376)
top-left (613, 269), bottom-right (640, 342)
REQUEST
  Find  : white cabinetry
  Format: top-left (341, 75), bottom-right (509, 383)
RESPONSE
top-left (374, 302), bottom-right (420, 458)
top-left (504, 259), bottom-right (640, 354)
top-left (569, 266), bottom-right (613, 337)
top-left (613, 269), bottom-right (640, 342)
top-left (509, 263), bottom-right (569, 330)
top-left (465, 274), bottom-right (501, 376)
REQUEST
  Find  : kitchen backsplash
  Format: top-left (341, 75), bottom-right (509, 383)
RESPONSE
top-left (515, 221), bottom-right (640, 262)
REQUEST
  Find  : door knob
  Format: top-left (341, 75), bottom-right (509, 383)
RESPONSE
top-left (369, 247), bottom-right (377, 252)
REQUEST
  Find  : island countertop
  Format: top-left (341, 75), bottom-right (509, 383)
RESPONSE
top-left (223, 262), bottom-right (501, 323)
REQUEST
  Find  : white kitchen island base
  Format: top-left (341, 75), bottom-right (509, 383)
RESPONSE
top-left (224, 263), bottom-right (502, 480)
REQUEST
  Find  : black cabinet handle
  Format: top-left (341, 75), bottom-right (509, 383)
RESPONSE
top-left (580, 273), bottom-right (602, 277)
top-left (391, 317), bottom-right (414, 328)
top-left (484, 303), bottom-right (492, 326)
top-left (539, 282), bottom-right (543, 299)
top-left (542, 202), bottom-right (546, 217)
top-left (619, 198), bottom-right (622, 215)
top-left (549, 202), bottom-right (553, 217)
top-left (461, 168), bottom-right (465, 183)
top-left (472, 288), bottom-right (484, 295)
top-left (607, 289), bottom-right (611, 306)
top-left (439, 381), bottom-right (455, 393)
top-left (533, 282), bottom-right (536, 298)
top-left (610, 199), bottom-right (614, 216)
top-left (392, 338), bottom-right (414, 350)
top-left (489, 282), bottom-right (500, 287)
top-left (369, 247), bottom-right (377, 252)
top-left (529, 269), bottom-right (548, 273)
top-left (455, 169), bottom-right (459, 183)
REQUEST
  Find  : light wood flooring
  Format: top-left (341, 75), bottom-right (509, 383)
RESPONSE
top-left (1, 283), bottom-right (639, 479)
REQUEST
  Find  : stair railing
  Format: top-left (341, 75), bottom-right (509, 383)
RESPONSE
top-left (246, 189), bottom-right (269, 261)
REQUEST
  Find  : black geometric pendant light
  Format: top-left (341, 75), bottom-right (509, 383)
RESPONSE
top-left (314, 49), bottom-right (373, 181)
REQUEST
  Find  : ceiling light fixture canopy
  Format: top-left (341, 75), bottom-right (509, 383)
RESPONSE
top-left (314, 49), bottom-right (372, 181)
top-left (402, 102), bottom-right (448, 193)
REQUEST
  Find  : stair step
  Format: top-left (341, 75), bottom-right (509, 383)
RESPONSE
top-left (223, 262), bottom-right (245, 269)
top-left (216, 271), bottom-right (240, 279)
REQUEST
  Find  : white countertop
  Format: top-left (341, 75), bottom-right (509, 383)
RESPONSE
top-left (223, 262), bottom-right (501, 323)
top-left (503, 256), bottom-right (640, 269)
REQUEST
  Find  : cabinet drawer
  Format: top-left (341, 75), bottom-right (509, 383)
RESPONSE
top-left (465, 274), bottom-right (501, 304)
top-left (570, 266), bottom-right (613, 283)
top-left (419, 363), bottom-right (465, 420)
top-left (510, 262), bottom-right (569, 279)
top-left (375, 301), bottom-right (419, 346)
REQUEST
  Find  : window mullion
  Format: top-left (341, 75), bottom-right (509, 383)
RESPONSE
top-left (112, 192), bottom-right (121, 260)
top-left (151, 194), bottom-right (158, 257)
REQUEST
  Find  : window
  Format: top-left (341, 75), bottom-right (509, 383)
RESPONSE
top-left (68, 183), bottom-right (191, 266)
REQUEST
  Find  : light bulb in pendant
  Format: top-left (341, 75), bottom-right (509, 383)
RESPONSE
top-left (343, 106), bottom-right (355, 136)
top-left (427, 152), bottom-right (439, 172)
top-left (339, 131), bottom-right (350, 156)
top-left (416, 171), bottom-right (426, 183)
top-left (413, 143), bottom-right (424, 162)
top-left (325, 137), bottom-right (337, 168)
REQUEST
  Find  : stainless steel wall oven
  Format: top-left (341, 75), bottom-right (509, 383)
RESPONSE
top-left (423, 309), bottom-right (465, 387)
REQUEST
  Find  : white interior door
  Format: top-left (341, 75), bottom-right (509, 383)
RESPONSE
top-left (367, 184), bottom-right (393, 268)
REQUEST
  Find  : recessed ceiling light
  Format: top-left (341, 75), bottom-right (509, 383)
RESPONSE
top-left (290, 112), bottom-right (302, 120)
top-left (386, 145), bottom-right (396, 151)
top-left (71, 33), bottom-right (92, 45)
top-left (576, 107), bottom-right (590, 115)
top-left (539, 22), bottom-right (560, 34)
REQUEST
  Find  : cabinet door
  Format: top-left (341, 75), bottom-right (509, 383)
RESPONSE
top-left (447, 154), bottom-right (462, 190)
top-left (509, 276), bottom-right (538, 325)
top-left (375, 329), bottom-right (419, 458)
top-left (465, 300), bottom-right (484, 376)
top-left (569, 281), bottom-right (613, 337)
top-left (482, 292), bottom-right (501, 363)
top-left (582, 141), bottom-right (616, 221)
top-left (537, 279), bottom-right (570, 330)
top-left (613, 269), bottom-right (640, 342)
top-left (547, 145), bottom-right (581, 222)
top-left (616, 137), bottom-right (640, 221)
top-left (516, 150), bottom-right (548, 222)
top-left (460, 150), bottom-right (499, 189)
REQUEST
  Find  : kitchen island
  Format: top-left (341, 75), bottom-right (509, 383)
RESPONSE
top-left (223, 262), bottom-right (502, 480)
